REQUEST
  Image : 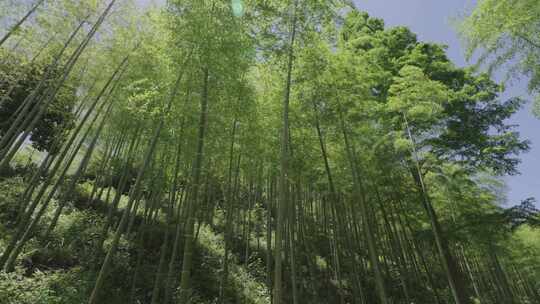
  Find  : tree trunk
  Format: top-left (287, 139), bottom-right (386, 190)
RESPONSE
top-left (0, 0), bottom-right (46, 47)
top-left (337, 106), bottom-right (389, 304)
top-left (274, 1), bottom-right (298, 303)
top-left (403, 114), bottom-right (471, 304)
top-left (88, 54), bottom-right (187, 304)
top-left (0, 0), bottom-right (117, 169)
top-left (178, 67), bottom-right (210, 303)
top-left (220, 118), bottom-right (238, 303)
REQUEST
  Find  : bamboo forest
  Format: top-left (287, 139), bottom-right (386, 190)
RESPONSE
top-left (1, 0), bottom-right (540, 303)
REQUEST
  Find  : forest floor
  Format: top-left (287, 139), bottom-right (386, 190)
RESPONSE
top-left (0, 161), bottom-right (270, 304)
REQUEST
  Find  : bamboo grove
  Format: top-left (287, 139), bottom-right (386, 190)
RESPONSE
top-left (0, 1), bottom-right (539, 304)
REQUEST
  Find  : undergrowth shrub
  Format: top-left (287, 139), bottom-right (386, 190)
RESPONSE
top-left (0, 267), bottom-right (91, 304)
top-left (0, 177), bottom-right (25, 229)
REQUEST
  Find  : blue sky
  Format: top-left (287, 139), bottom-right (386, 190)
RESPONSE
top-left (136, 0), bottom-right (540, 206)
top-left (352, 0), bottom-right (540, 206)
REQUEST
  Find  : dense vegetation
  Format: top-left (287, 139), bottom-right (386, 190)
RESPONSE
top-left (0, 0), bottom-right (539, 303)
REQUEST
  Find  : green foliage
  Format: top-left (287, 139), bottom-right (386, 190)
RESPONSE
top-left (0, 268), bottom-right (87, 304)
top-left (510, 225), bottom-right (540, 282)
top-left (0, 178), bottom-right (25, 250)
top-left (388, 65), bottom-right (447, 124)
top-left (459, 0), bottom-right (540, 118)
top-left (0, 49), bottom-right (76, 153)
top-left (0, 1), bottom-right (537, 304)
top-left (534, 95), bottom-right (540, 118)
top-left (188, 225), bottom-right (269, 304)
top-left (336, 10), bottom-right (530, 174)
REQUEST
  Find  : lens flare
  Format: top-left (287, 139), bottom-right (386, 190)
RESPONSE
top-left (232, 0), bottom-right (244, 17)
